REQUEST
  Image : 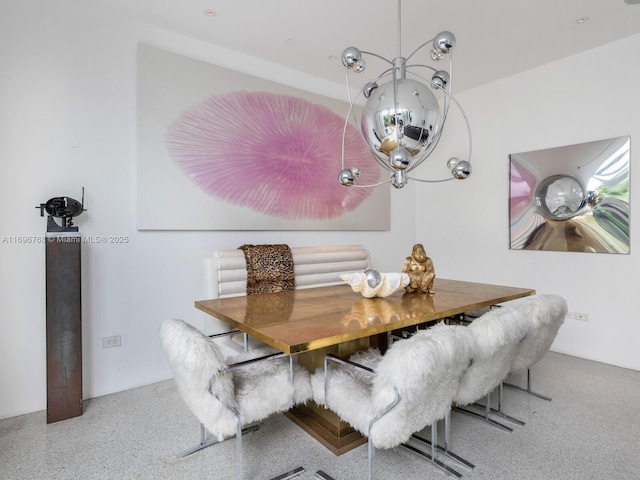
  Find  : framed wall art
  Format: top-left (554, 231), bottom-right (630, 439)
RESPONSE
top-left (509, 136), bottom-right (630, 254)
top-left (137, 44), bottom-right (390, 231)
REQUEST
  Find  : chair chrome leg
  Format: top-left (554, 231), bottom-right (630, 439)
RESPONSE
top-left (270, 466), bottom-right (306, 480)
top-left (411, 417), bottom-right (475, 471)
top-left (400, 442), bottom-right (463, 478)
top-left (176, 423), bottom-right (260, 458)
top-left (398, 419), bottom-right (465, 478)
top-left (443, 412), bottom-right (475, 469)
top-left (492, 383), bottom-right (525, 426)
top-left (314, 470), bottom-right (336, 480)
top-left (411, 435), bottom-right (475, 471)
top-left (454, 393), bottom-right (524, 432)
top-left (368, 436), bottom-right (375, 480)
top-left (504, 368), bottom-right (552, 401)
top-left (236, 418), bottom-right (243, 480)
top-left (431, 419), bottom-right (438, 462)
top-left (176, 437), bottom-right (219, 458)
top-left (491, 408), bottom-right (526, 425)
top-left (454, 393), bottom-right (514, 433)
top-left (455, 406), bottom-right (513, 432)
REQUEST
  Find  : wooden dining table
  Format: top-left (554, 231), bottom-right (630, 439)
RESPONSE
top-left (195, 278), bottom-right (535, 455)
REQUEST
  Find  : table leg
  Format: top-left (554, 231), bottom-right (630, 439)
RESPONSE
top-left (286, 334), bottom-right (387, 455)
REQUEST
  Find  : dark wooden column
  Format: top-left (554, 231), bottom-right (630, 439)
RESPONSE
top-left (46, 233), bottom-right (82, 423)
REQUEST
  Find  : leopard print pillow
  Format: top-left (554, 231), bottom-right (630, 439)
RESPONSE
top-left (238, 244), bottom-right (295, 295)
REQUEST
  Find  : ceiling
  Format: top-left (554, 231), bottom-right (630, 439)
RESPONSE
top-left (79, 0), bottom-right (640, 93)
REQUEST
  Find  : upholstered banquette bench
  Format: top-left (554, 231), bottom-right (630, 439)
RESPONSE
top-left (203, 245), bottom-right (371, 354)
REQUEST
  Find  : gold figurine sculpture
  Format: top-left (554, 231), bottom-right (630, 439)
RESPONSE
top-left (402, 243), bottom-right (436, 295)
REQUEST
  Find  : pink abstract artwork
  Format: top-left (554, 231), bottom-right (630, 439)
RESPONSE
top-left (165, 91), bottom-right (379, 221)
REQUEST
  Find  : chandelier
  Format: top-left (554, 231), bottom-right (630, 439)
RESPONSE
top-left (338, 0), bottom-right (472, 189)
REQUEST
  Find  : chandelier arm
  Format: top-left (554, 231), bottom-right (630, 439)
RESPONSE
top-left (341, 67), bottom-right (358, 170)
top-left (407, 139), bottom-right (442, 172)
top-left (440, 52), bottom-right (454, 123)
top-left (405, 63), bottom-right (453, 123)
top-left (341, 71), bottom-right (394, 175)
top-left (443, 53), bottom-right (455, 125)
top-left (404, 37), bottom-right (438, 62)
top-left (402, 65), bottom-right (450, 151)
top-left (374, 68), bottom-right (395, 82)
top-left (346, 74), bottom-right (363, 137)
top-left (403, 66), bottom-right (452, 124)
top-left (407, 101), bottom-right (468, 173)
top-left (448, 50), bottom-right (454, 96)
top-left (341, 102), bottom-right (355, 170)
top-left (372, 153), bottom-right (395, 172)
top-left (408, 92), bottom-right (473, 175)
top-left (344, 71), bottom-right (372, 150)
top-left (359, 50), bottom-right (394, 66)
top-left (452, 92), bottom-right (473, 166)
top-left (404, 104), bottom-right (447, 171)
top-left (407, 96), bottom-right (471, 172)
top-left (350, 177), bottom-right (393, 188)
top-left (400, 63), bottom-right (457, 172)
top-left (363, 138), bottom-right (396, 172)
top-left (408, 176), bottom-right (455, 184)
top-left (404, 64), bottom-right (437, 73)
top-left (441, 52), bottom-right (454, 125)
top-left (344, 65), bottom-right (356, 109)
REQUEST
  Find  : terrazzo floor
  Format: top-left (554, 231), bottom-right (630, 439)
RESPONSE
top-left (1, 351), bottom-right (639, 480)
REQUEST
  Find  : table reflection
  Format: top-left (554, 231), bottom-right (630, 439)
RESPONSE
top-left (245, 290), bottom-right (295, 325)
top-left (340, 292), bottom-right (437, 328)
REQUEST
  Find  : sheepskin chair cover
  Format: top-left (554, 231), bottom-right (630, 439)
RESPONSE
top-left (160, 319), bottom-right (311, 441)
top-left (454, 306), bottom-right (529, 407)
top-left (510, 294), bottom-right (567, 373)
top-left (312, 323), bottom-right (475, 449)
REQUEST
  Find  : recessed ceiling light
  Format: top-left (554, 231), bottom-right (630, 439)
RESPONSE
top-left (575, 17), bottom-right (590, 24)
top-left (204, 9), bottom-right (217, 17)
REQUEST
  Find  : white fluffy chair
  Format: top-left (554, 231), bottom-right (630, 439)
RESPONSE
top-left (311, 323), bottom-right (475, 479)
top-left (160, 319), bottom-right (312, 480)
top-left (505, 294), bottom-right (568, 400)
top-left (453, 306), bottom-right (530, 432)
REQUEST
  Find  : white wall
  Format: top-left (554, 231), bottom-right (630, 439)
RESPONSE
top-left (417, 33), bottom-right (640, 371)
top-left (0, 0), bottom-right (417, 419)
top-left (3, 0), bottom-right (638, 420)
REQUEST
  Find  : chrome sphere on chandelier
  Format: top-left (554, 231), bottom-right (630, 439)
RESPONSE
top-left (338, 1), bottom-right (472, 189)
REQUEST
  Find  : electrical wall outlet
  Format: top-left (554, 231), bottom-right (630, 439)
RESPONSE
top-left (574, 312), bottom-right (589, 321)
top-left (103, 335), bottom-right (122, 348)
